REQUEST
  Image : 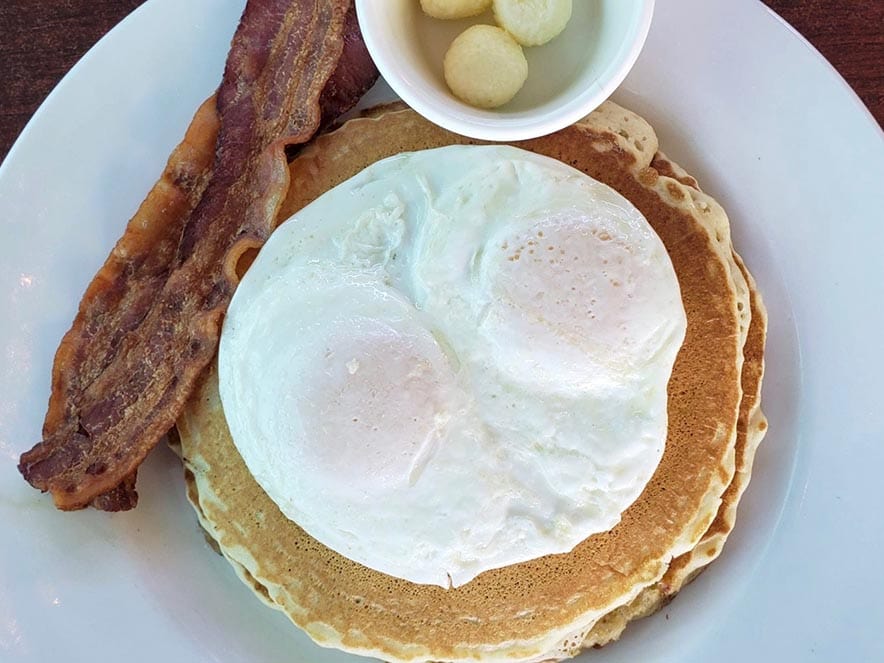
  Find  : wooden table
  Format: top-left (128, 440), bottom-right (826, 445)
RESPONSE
top-left (0, 0), bottom-right (881, 162)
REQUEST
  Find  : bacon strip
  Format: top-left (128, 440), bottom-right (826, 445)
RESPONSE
top-left (19, 0), bottom-right (377, 510)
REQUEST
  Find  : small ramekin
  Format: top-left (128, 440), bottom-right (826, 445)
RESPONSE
top-left (354, 0), bottom-right (655, 141)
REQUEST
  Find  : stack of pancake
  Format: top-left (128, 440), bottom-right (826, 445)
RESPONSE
top-left (175, 101), bottom-right (767, 662)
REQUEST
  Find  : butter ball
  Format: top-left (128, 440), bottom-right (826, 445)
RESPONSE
top-left (493, 0), bottom-right (572, 46)
top-left (443, 25), bottom-right (528, 109)
top-left (420, 0), bottom-right (492, 19)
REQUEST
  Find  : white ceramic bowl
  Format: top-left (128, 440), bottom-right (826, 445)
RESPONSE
top-left (354, 0), bottom-right (655, 141)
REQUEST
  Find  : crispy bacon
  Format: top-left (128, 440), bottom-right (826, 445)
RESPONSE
top-left (18, 0), bottom-right (378, 510)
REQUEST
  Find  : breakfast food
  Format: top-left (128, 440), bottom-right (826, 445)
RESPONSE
top-left (444, 25), bottom-right (528, 108)
top-left (219, 144), bottom-right (687, 588)
top-left (420, 0), bottom-right (492, 19)
top-left (175, 101), bottom-right (767, 661)
top-left (493, 0), bottom-right (573, 46)
top-left (16, 0), bottom-right (378, 510)
top-left (11, 0), bottom-right (771, 657)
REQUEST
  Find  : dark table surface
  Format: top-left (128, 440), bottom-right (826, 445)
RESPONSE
top-left (0, 0), bottom-right (881, 164)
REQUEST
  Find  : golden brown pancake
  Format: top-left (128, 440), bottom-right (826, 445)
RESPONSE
top-left (176, 101), bottom-right (764, 662)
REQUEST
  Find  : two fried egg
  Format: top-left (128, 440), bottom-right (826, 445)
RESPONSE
top-left (219, 146), bottom-right (686, 588)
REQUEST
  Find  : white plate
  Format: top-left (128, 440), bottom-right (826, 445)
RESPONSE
top-left (0, 0), bottom-right (881, 661)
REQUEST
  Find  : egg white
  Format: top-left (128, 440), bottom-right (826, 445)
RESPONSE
top-left (219, 145), bottom-right (686, 588)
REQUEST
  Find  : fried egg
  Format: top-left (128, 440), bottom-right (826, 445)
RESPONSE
top-left (218, 145), bottom-right (686, 588)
